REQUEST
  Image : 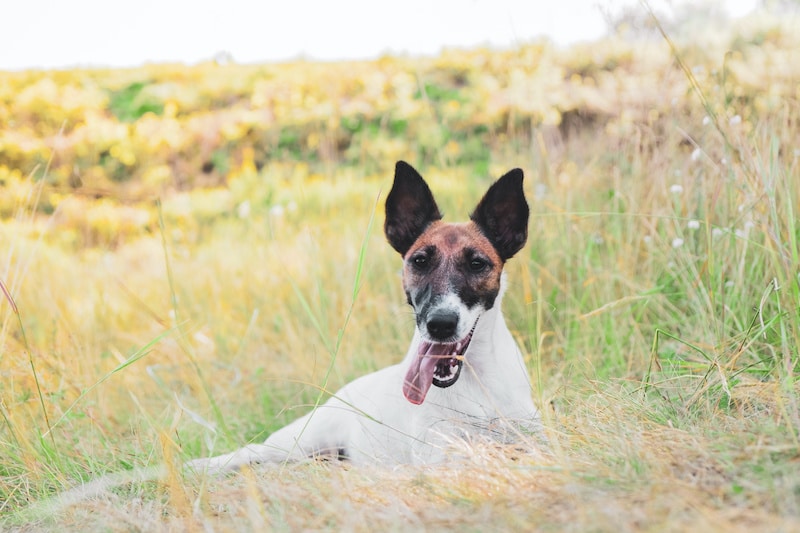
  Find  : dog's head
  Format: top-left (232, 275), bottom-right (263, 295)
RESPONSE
top-left (385, 161), bottom-right (529, 405)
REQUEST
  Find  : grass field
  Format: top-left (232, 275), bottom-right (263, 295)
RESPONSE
top-left (2, 10), bottom-right (800, 532)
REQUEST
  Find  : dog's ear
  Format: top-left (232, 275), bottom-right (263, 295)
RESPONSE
top-left (470, 168), bottom-right (529, 261)
top-left (385, 161), bottom-right (443, 256)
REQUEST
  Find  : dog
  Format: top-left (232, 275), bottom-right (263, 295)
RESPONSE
top-left (188, 160), bottom-right (541, 471)
top-left (32, 162), bottom-right (541, 517)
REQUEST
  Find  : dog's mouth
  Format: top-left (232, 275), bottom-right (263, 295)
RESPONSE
top-left (402, 328), bottom-right (474, 405)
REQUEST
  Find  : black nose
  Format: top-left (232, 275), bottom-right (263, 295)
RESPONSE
top-left (426, 310), bottom-right (458, 341)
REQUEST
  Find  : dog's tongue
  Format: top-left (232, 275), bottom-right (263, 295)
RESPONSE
top-left (403, 341), bottom-right (456, 405)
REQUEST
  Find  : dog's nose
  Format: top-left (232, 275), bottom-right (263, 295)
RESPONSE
top-left (426, 310), bottom-right (458, 341)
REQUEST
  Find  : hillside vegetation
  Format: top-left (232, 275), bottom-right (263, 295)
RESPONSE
top-left (1, 12), bottom-right (800, 531)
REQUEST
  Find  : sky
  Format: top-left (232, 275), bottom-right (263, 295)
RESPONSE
top-left (1, 0), bottom-right (762, 70)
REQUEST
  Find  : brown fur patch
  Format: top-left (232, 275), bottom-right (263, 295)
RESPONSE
top-left (406, 222), bottom-right (500, 263)
top-left (403, 221), bottom-right (503, 300)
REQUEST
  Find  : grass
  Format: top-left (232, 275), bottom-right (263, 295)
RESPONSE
top-left (2, 17), bottom-right (800, 532)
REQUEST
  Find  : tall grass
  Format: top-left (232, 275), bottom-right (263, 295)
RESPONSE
top-left (2, 19), bottom-right (800, 533)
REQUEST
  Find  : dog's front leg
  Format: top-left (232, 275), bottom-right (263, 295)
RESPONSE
top-left (188, 397), bottom-right (351, 474)
top-left (185, 442), bottom-right (297, 474)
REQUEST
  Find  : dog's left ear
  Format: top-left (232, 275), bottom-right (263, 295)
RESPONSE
top-left (470, 168), bottom-right (529, 261)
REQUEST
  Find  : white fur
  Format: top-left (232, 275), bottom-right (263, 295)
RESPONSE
top-left (189, 276), bottom-right (540, 472)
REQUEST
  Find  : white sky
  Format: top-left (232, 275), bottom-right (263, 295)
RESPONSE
top-left (1, 0), bottom-right (760, 70)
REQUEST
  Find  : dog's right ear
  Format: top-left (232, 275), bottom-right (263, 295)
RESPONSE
top-left (385, 161), bottom-right (443, 256)
top-left (470, 168), bottom-right (529, 261)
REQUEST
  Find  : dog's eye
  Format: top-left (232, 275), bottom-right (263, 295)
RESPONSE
top-left (412, 255), bottom-right (428, 269)
top-left (468, 258), bottom-right (489, 272)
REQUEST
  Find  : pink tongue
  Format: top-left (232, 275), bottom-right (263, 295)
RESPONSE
top-left (403, 341), bottom-right (457, 405)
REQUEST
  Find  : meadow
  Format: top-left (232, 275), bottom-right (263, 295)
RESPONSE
top-left (1, 11), bottom-right (800, 531)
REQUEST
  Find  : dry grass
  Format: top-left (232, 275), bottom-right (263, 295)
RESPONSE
top-left (14, 386), bottom-right (800, 532)
top-left (3, 12), bottom-right (800, 532)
